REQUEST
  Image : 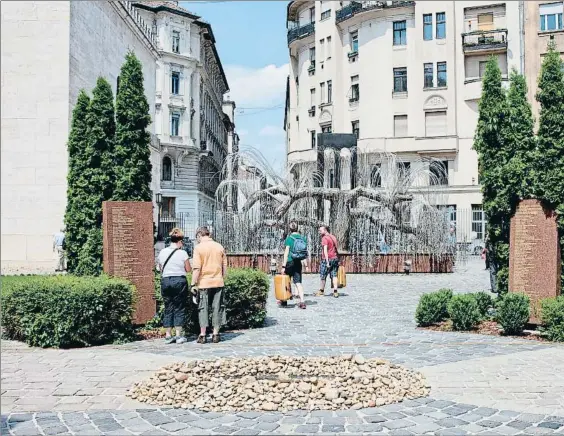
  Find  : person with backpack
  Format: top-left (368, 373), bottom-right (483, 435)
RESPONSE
top-left (281, 221), bottom-right (308, 309)
top-left (157, 228), bottom-right (192, 344)
top-left (316, 225), bottom-right (340, 298)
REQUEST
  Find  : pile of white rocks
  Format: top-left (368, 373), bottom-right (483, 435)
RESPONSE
top-left (127, 355), bottom-right (430, 412)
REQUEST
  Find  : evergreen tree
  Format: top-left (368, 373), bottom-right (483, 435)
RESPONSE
top-left (75, 77), bottom-right (116, 276)
top-left (473, 56), bottom-right (509, 293)
top-left (64, 90), bottom-right (90, 273)
top-left (113, 51), bottom-right (152, 201)
top-left (535, 41), bottom-right (564, 290)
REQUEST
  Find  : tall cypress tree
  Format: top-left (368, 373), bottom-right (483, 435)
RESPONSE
top-left (113, 51), bottom-right (152, 201)
top-left (75, 77), bottom-right (116, 276)
top-left (535, 41), bottom-right (564, 290)
top-left (473, 56), bottom-right (509, 293)
top-left (64, 90), bottom-right (90, 273)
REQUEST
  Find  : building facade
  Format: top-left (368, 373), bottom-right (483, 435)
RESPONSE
top-left (1, 1), bottom-right (235, 272)
top-left (284, 0), bottom-right (523, 243)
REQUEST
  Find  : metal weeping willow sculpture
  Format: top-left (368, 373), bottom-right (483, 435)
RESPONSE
top-left (214, 146), bottom-right (454, 263)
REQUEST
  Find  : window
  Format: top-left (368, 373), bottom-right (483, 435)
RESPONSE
top-left (394, 115), bottom-right (408, 137)
top-left (393, 20), bottom-right (407, 46)
top-left (472, 204), bottom-right (487, 240)
top-left (171, 72), bottom-right (180, 95)
top-left (321, 9), bottom-right (331, 20)
top-left (162, 156), bottom-right (172, 181)
top-left (327, 80), bottom-right (332, 103)
top-left (540, 2), bottom-right (564, 31)
top-left (397, 162), bottom-right (411, 181)
top-left (319, 39), bottom-right (325, 59)
top-left (350, 31), bottom-right (359, 54)
top-left (309, 47), bottom-right (316, 63)
top-left (436, 12), bottom-right (446, 39)
top-left (429, 160), bottom-right (449, 185)
top-left (371, 164), bottom-right (382, 187)
top-left (425, 111), bottom-right (447, 136)
top-left (328, 169), bottom-right (336, 188)
top-left (393, 67), bottom-right (408, 93)
top-left (438, 205), bottom-right (457, 227)
top-left (311, 130), bottom-right (316, 149)
top-left (350, 75), bottom-right (359, 102)
top-left (479, 61), bottom-right (488, 78)
top-left (437, 61), bottom-right (447, 87)
top-left (322, 125), bottom-right (332, 133)
top-left (172, 30), bottom-right (180, 53)
top-left (423, 14), bottom-right (433, 40)
top-left (352, 120), bottom-right (359, 138)
top-left (477, 12), bottom-right (493, 31)
top-left (310, 6), bottom-right (315, 23)
top-left (320, 82), bottom-right (326, 103)
top-left (162, 197), bottom-right (175, 217)
top-left (171, 112), bottom-right (180, 136)
top-left (327, 36), bottom-right (332, 58)
top-left (310, 88), bottom-right (316, 107)
top-left (424, 63), bottom-right (434, 88)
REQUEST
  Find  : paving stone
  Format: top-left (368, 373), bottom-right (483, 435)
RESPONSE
top-left (231, 419), bottom-right (256, 429)
top-left (212, 426), bottom-right (238, 434)
top-left (255, 422), bottom-right (279, 432)
top-left (435, 429), bottom-right (468, 436)
top-left (346, 423), bottom-right (383, 433)
top-left (382, 412), bottom-right (406, 420)
top-left (311, 410), bottom-right (334, 418)
top-left (233, 430), bottom-right (260, 436)
top-left (364, 415), bottom-right (387, 423)
top-left (307, 417), bottom-right (321, 424)
top-left (42, 426), bottom-right (70, 435)
top-left (444, 407), bottom-right (470, 416)
top-left (8, 414), bottom-right (34, 422)
top-left (382, 419), bottom-right (416, 430)
top-left (477, 419), bottom-right (504, 428)
top-left (175, 414), bottom-right (199, 423)
top-left (321, 417), bottom-right (346, 425)
top-left (540, 422), bottom-right (564, 430)
top-left (436, 418), bottom-right (469, 428)
top-left (295, 424), bottom-right (320, 433)
top-left (159, 421), bottom-right (189, 432)
top-left (428, 400), bottom-right (456, 409)
top-left (519, 413), bottom-right (549, 423)
top-left (474, 408), bottom-right (498, 417)
top-left (256, 414), bottom-right (279, 423)
top-left (409, 422), bottom-right (442, 433)
top-left (189, 420), bottom-right (217, 430)
top-left (507, 420), bottom-right (531, 430)
top-left (321, 424), bottom-right (345, 433)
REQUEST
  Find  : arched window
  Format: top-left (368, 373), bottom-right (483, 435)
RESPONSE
top-left (162, 156), bottom-right (172, 181)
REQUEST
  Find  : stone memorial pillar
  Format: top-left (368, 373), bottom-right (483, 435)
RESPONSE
top-left (103, 201), bottom-right (156, 324)
top-left (509, 199), bottom-right (562, 323)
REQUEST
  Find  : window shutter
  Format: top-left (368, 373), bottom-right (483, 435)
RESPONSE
top-left (425, 111), bottom-right (447, 137)
top-left (394, 115), bottom-right (408, 137)
top-left (478, 13), bottom-right (493, 31)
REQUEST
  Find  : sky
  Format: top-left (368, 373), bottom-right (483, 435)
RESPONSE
top-left (182, 0), bottom-right (289, 173)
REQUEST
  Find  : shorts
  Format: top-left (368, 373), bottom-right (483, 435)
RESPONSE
top-left (320, 258), bottom-right (339, 280)
top-left (284, 259), bottom-right (302, 284)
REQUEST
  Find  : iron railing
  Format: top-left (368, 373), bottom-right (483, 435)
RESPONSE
top-left (462, 29), bottom-right (508, 53)
top-left (287, 22), bottom-right (315, 45)
top-left (336, 1), bottom-right (415, 24)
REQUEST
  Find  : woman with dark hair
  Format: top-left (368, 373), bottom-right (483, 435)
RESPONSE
top-left (157, 228), bottom-right (191, 344)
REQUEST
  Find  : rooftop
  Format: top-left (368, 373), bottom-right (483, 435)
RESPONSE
top-left (132, 1), bottom-right (200, 20)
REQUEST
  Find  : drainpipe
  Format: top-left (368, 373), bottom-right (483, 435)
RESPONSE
top-left (519, 1), bottom-right (525, 75)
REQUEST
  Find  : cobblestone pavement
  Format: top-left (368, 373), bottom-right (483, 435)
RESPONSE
top-left (2, 259), bottom-right (564, 434)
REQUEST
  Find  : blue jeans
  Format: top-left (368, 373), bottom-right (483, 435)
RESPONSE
top-left (161, 276), bottom-right (188, 328)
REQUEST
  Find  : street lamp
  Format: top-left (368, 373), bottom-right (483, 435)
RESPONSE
top-left (156, 193), bottom-right (163, 240)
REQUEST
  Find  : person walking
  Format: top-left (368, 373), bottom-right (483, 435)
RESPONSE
top-left (53, 228), bottom-right (66, 272)
top-left (482, 235), bottom-right (497, 293)
top-left (190, 226), bottom-right (227, 344)
top-left (316, 226), bottom-right (340, 298)
top-left (157, 228), bottom-right (191, 344)
top-left (282, 221), bottom-right (308, 309)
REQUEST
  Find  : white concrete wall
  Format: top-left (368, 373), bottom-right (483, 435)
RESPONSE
top-left (1, 1), bottom-right (71, 273)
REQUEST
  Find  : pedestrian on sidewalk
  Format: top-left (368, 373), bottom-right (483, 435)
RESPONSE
top-left (482, 235), bottom-right (497, 293)
top-left (53, 228), bottom-right (66, 272)
top-left (282, 221), bottom-right (308, 309)
top-left (316, 225), bottom-right (340, 298)
top-left (190, 226), bottom-right (227, 344)
top-left (157, 228), bottom-right (192, 345)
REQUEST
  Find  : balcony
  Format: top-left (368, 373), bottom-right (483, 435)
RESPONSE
top-left (287, 22), bottom-right (315, 45)
top-left (462, 29), bottom-right (508, 55)
top-left (336, 1), bottom-right (415, 24)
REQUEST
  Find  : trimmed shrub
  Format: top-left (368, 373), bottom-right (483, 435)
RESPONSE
top-left (474, 292), bottom-right (494, 319)
top-left (448, 294), bottom-right (481, 331)
top-left (1, 275), bottom-right (135, 348)
top-left (148, 268), bottom-right (269, 333)
top-left (415, 288), bottom-right (453, 327)
top-left (540, 296), bottom-right (564, 342)
top-left (496, 293), bottom-right (530, 335)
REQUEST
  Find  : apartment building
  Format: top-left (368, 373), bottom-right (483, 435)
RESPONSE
top-left (284, 0), bottom-right (522, 242)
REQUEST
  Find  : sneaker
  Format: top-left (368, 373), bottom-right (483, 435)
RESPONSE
top-left (196, 335), bottom-right (206, 344)
top-left (314, 290), bottom-right (325, 297)
top-left (333, 291), bottom-right (339, 298)
top-left (165, 336), bottom-right (176, 344)
top-left (176, 336), bottom-right (187, 344)
top-left (212, 334), bottom-right (221, 343)
top-left (298, 302), bottom-right (306, 309)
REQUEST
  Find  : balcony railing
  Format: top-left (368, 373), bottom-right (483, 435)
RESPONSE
top-left (287, 22), bottom-right (315, 45)
top-left (462, 29), bottom-right (508, 53)
top-left (336, 1), bottom-right (415, 24)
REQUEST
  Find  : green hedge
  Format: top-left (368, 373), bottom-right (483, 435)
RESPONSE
top-left (448, 294), bottom-right (481, 331)
top-left (149, 268), bottom-right (269, 333)
top-left (415, 289), bottom-right (453, 327)
top-left (496, 293), bottom-right (530, 335)
top-left (1, 275), bottom-right (135, 348)
top-left (541, 296), bottom-right (564, 342)
top-left (474, 292), bottom-right (494, 319)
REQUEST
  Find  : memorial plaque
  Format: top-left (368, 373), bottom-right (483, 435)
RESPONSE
top-left (509, 199), bottom-right (562, 323)
top-left (103, 201), bottom-right (155, 324)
